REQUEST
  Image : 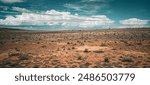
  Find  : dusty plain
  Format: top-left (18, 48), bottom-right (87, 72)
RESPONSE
top-left (0, 28), bottom-right (150, 68)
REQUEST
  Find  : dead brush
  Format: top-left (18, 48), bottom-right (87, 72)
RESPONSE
top-left (121, 57), bottom-right (133, 62)
top-left (104, 57), bottom-right (109, 63)
top-left (84, 48), bottom-right (89, 52)
top-left (100, 43), bottom-right (107, 46)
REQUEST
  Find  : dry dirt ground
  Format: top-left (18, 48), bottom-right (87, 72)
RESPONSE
top-left (0, 28), bottom-right (150, 68)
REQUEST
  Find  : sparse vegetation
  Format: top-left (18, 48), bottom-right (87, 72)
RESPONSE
top-left (41, 45), bottom-right (46, 48)
top-left (0, 28), bottom-right (150, 68)
top-left (137, 42), bottom-right (142, 45)
top-left (77, 55), bottom-right (87, 61)
top-left (84, 48), bottom-right (89, 52)
top-left (79, 62), bottom-right (91, 68)
top-left (100, 43), bottom-right (107, 46)
top-left (0, 52), bottom-right (32, 67)
top-left (104, 57), bottom-right (109, 63)
top-left (121, 57), bottom-right (133, 62)
top-left (94, 50), bottom-right (104, 53)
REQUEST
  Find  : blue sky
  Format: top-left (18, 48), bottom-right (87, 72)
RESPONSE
top-left (0, 0), bottom-right (150, 30)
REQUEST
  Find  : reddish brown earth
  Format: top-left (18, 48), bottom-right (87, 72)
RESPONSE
top-left (0, 28), bottom-right (150, 68)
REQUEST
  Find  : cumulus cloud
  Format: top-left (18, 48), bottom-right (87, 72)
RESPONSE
top-left (0, 0), bottom-right (23, 3)
top-left (120, 18), bottom-right (149, 25)
top-left (0, 10), bottom-right (114, 28)
top-left (119, 18), bottom-right (149, 28)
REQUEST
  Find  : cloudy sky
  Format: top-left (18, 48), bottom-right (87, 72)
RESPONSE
top-left (0, 0), bottom-right (150, 30)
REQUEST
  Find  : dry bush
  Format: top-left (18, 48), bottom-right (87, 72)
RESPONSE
top-left (104, 57), bottom-right (109, 63)
top-left (79, 62), bottom-right (91, 68)
top-left (100, 43), bottom-right (107, 46)
top-left (84, 48), bottom-right (89, 52)
top-left (121, 57), bottom-right (133, 62)
top-left (137, 42), bottom-right (142, 45)
top-left (77, 55), bottom-right (87, 61)
top-left (94, 50), bottom-right (104, 53)
top-left (41, 45), bottom-right (47, 48)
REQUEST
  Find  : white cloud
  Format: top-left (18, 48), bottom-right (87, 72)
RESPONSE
top-left (0, 11), bottom-right (17, 14)
top-left (0, 10), bottom-right (114, 28)
top-left (64, 3), bottom-right (100, 11)
top-left (64, 0), bottom-right (109, 15)
top-left (0, 0), bottom-right (23, 3)
top-left (0, 7), bottom-right (30, 14)
top-left (64, 4), bottom-right (82, 11)
top-left (79, 15), bottom-right (114, 27)
top-left (64, 3), bottom-right (104, 15)
top-left (81, 0), bottom-right (106, 2)
top-left (12, 7), bottom-right (31, 13)
top-left (120, 18), bottom-right (149, 25)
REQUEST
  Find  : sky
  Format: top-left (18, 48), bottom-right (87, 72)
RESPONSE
top-left (0, 0), bottom-right (150, 30)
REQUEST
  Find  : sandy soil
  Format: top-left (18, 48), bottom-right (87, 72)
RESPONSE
top-left (0, 28), bottom-right (150, 68)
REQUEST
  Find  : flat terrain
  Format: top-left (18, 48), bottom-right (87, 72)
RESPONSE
top-left (0, 28), bottom-right (150, 68)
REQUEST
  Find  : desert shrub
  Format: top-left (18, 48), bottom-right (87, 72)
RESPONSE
top-left (112, 48), bottom-right (117, 50)
top-left (8, 52), bottom-right (20, 57)
top-left (77, 56), bottom-right (87, 60)
top-left (137, 42), bottom-right (142, 45)
top-left (41, 45), bottom-right (46, 48)
top-left (121, 57), bottom-right (133, 62)
top-left (102, 63), bottom-right (112, 68)
top-left (100, 43), bottom-right (107, 46)
top-left (15, 48), bottom-right (20, 51)
top-left (67, 48), bottom-right (71, 50)
top-left (94, 61), bottom-right (102, 68)
top-left (104, 57), bottom-right (109, 63)
top-left (120, 40), bottom-right (128, 44)
top-left (51, 60), bottom-right (60, 65)
top-left (126, 43), bottom-right (134, 46)
top-left (84, 48), bottom-right (89, 52)
top-left (37, 42), bottom-right (40, 44)
top-left (94, 50), bottom-right (104, 53)
top-left (0, 42), bottom-right (4, 45)
top-left (79, 62), bottom-right (91, 68)
top-left (72, 47), bottom-right (75, 49)
top-left (19, 53), bottom-right (31, 60)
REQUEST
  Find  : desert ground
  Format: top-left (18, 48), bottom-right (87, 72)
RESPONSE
top-left (0, 28), bottom-right (150, 68)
